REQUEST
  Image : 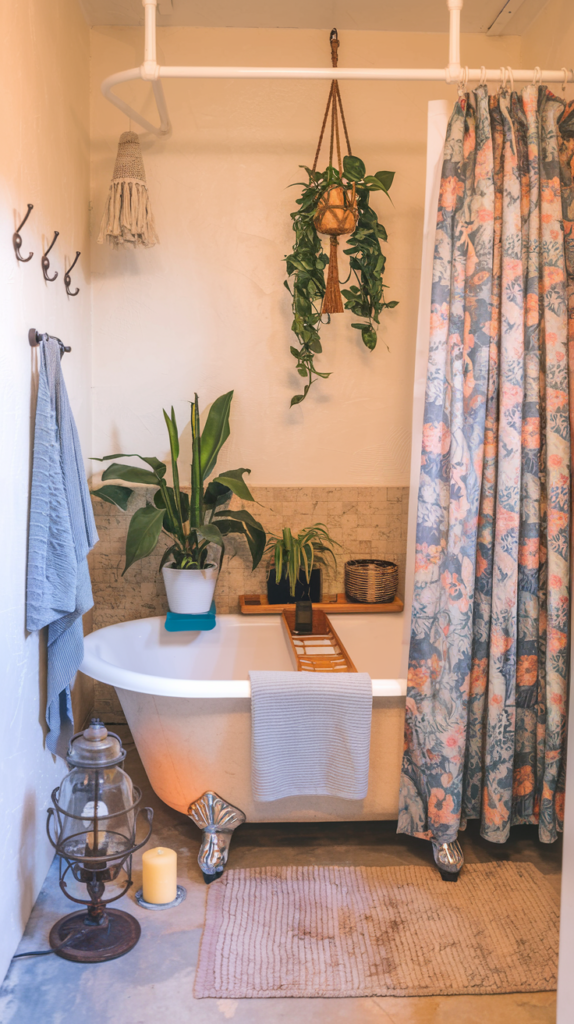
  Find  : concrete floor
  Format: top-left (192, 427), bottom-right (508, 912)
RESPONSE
top-left (0, 726), bottom-right (562, 1023)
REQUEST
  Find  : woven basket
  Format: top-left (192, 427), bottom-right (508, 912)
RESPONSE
top-left (344, 559), bottom-right (398, 604)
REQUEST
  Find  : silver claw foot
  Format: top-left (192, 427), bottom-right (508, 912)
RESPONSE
top-left (432, 839), bottom-right (464, 881)
top-left (188, 792), bottom-right (246, 884)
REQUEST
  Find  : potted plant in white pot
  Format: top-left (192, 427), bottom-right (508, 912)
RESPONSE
top-left (91, 391), bottom-right (266, 614)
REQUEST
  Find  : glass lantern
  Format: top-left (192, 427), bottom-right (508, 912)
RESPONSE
top-left (47, 718), bottom-right (153, 963)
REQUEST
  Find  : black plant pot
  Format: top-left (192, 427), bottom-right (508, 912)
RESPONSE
top-left (266, 568), bottom-right (321, 604)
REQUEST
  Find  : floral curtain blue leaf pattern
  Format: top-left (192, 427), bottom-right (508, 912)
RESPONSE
top-left (399, 85), bottom-right (570, 845)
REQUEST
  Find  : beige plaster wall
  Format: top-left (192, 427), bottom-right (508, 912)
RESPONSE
top-left (89, 26), bottom-right (520, 489)
top-left (0, 0), bottom-right (91, 982)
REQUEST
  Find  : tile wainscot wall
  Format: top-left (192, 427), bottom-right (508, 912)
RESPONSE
top-left (89, 486), bottom-right (409, 719)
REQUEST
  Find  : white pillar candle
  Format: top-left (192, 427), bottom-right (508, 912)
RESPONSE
top-left (142, 846), bottom-right (177, 904)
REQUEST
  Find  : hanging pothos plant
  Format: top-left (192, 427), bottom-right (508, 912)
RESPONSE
top-left (283, 30), bottom-right (397, 406)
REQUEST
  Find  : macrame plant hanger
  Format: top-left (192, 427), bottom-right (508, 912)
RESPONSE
top-left (312, 29), bottom-right (357, 315)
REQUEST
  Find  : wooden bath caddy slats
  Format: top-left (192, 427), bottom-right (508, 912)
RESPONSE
top-left (240, 593), bottom-right (403, 615)
top-left (281, 609), bottom-right (358, 673)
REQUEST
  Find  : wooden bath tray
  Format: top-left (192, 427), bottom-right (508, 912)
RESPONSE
top-left (240, 593), bottom-right (403, 614)
top-left (281, 609), bottom-right (358, 673)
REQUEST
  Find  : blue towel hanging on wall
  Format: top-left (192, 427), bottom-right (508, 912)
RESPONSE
top-left (26, 337), bottom-right (98, 757)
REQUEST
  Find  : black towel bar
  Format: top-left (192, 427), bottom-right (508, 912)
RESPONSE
top-left (29, 328), bottom-right (72, 357)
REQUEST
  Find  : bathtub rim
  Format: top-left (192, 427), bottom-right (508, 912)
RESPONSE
top-left (81, 614), bottom-right (407, 700)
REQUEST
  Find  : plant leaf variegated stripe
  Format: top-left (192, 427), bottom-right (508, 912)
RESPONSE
top-left (91, 391), bottom-right (266, 575)
top-left (284, 154), bottom-right (398, 406)
top-left (265, 524), bottom-right (340, 597)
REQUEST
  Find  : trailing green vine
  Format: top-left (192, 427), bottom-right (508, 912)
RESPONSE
top-left (284, 154), bottom-right (397, 406)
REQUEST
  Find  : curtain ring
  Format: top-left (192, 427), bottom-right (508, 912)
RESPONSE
top-left (457, 65), bottom-right (469, 97)
top-left (561, 67), bottom-right (569, 93)
top-left (479, 66), bottom-right (487, 88)
top-left (533, 66), bottom-right (542, 86)
top-left (506, 66), bottom-right (515, 92)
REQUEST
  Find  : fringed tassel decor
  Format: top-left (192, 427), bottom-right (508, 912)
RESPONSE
top-left (98, 131), bottom-right (159, 249)
top-left (323, 237), bottom-right (344, 314)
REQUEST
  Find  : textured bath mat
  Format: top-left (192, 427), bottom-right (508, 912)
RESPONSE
top-left (194, 862), bottom-right (559, 998)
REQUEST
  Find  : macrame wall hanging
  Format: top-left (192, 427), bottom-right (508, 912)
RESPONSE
top-left (98, 131), bottom-right (159, 249)
top-left (285, 30), bottom-right (397, 406)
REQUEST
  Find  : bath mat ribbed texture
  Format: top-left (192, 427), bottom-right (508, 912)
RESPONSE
top-left (194, 862), bottom-right (559, 998)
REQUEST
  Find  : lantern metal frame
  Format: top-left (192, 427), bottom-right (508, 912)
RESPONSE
top-left (46, 726), bottom-right (154, 963)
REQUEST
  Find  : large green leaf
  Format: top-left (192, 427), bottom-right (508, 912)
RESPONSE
top-left (361, 327), bottom-right (378, 350)
top-left (162, 407), bottom-right (186, 533)
top-left (375, 170), bottom-right (395, 191)
top-left (90, 485), bottom-right (133, 511)
top-left (343, 155), bottom-right (366, 181)
top-left (190, 395), bottom-right (203, 529)
top-left (102, 462), bottom-right (162, 486)
top-left (211, 468), bottom-right (254, 502)
top-left (93, 454), bottom-right (166, 478)
top-left (364, 175), bottom-right (389, 192)
top-left (162, 408), bottom-right (180, 461)
top-left (214, 509), bottom-right (266, 568)
top-left (203, 480), bottom-right (232, 510)
top-left (196, 523), bottom-right (224, 547)
top-left (200, 391), bottom-right (234, 478)
top-left (154, 486), bottom-right (189, 533)
top-left (122, 506), bottom-right (165, 575)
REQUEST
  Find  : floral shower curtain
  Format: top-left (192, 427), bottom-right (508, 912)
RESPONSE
top-left (399, 84), bottom-right (573, 846)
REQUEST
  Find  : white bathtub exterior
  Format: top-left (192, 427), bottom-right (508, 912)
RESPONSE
top-left (81, 613), bottom-right (406, 823)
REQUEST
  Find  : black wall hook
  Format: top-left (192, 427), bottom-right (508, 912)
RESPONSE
top-left (13, 204), bottom-right (34, 262)
top-left (42, 231), bottom-right (59, 282)
top-left (64, 251), bottom-right (81, 296)
top-left (29, 328), bottom-right (72, 357)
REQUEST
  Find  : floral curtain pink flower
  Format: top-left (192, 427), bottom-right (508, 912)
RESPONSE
top-left (399, 85), bottom-right (571, 845)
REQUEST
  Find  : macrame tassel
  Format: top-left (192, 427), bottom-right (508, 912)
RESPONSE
top-left (322, 236), bottom-right (344, 314)
top-left (98, 131), bottom-right (159, 249)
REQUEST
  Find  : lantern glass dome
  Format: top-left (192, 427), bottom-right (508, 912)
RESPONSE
top-left (52, 720), bottom-right (137, 867)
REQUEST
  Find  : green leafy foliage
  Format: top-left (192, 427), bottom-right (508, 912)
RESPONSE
top-left (91, 393), bottom-right (266, 575)
top-left (264, 524), bottom-right (340, 597)
top-left (284, 157), bottom-right (397, 405)
top-left (123, 505), bottom-right (165, 575)
top-left (90, 485), bottom-right (132, 510)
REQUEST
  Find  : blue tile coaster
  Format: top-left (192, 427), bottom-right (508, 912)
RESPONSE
top-left (164, 600), bottom-right (216, 632)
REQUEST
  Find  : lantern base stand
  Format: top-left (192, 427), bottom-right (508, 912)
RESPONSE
top-left (49, 908), bottom-right (141, 963)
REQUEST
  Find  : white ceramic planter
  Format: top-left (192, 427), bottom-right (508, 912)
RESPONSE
top-left (162, 565), bottom-right (218, 615)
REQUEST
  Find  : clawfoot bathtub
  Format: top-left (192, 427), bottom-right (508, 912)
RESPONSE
top-left (81, 613), bottom-right (407, 879)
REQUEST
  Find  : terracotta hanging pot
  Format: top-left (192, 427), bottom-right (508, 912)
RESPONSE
top-left (313, 184), bottom-right (357, 236)
top-left (314, 184), bottom-right (357, 314)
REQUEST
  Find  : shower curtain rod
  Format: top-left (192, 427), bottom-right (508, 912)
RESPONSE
top-left (101, 0), bottom-right (574, 136)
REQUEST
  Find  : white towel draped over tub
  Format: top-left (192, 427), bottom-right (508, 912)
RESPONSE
top-left (249, 671), bottom-right (373, 802)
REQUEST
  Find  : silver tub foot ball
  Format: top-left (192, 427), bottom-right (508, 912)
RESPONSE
top-left (188, 792), bottom-right (246, 883)
top-left (432, 839), bottom-right (464, 881)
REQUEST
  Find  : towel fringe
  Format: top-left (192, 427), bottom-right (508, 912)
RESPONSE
top-left (97, 179), bottom-right (159, 249)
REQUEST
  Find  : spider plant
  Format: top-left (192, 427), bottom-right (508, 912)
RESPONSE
top-left (91, 391), bottom-right (266, 574)
top-left (265, 524), bottom-right (340, 597)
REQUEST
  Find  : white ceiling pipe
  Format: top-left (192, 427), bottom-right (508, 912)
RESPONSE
top-left (158, 65), bottom-right (572, 82)
top-left (100, 0), bottom-right (573, 137)
top-left (143, 0), bottom-right (157, 66)
top-left (447, 0), bottom-right (463, 79)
